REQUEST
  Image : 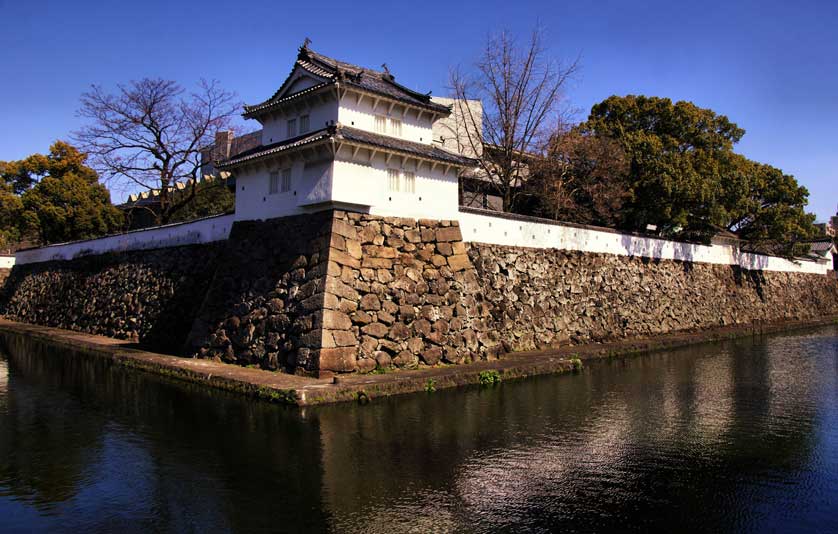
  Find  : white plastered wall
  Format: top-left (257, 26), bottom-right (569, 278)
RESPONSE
top-left (338, 93), bottom-right (435, 144)
top-left (15, 214), bottom-right (234, 266)
top-left (458, 210), bottom-right (830, 275)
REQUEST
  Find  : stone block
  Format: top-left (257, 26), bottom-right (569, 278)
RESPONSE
top-left (421, 347), bottom-right (443, 365)
top-left (435, 227), bottom-right (463, 242)
top-left (448, 254), bottom-right (471, 272)
top-left (360, 293), bottom-right (381, 311)
top-left (318, 347), bottom-right (357, 373)
top-left (332, 219), bottom-right (358, 240)
top-left (361, 322), bottom-right (389, 338)
top-left (322, 309), bottom-right (352, 330)
top-left (362, 257), bottom-right (393, 269)
top-left (330, 330), bottom-right (358, 347)
top-left (330, 249), bottom-right (361, 269)
top-left (345, 239), bottom-right (363, 260)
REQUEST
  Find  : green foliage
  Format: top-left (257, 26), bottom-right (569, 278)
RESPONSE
top-left (354, 390), bottom-right (370, 404)
top-left (478, 370), bottom-right (502, 387)
top-left (569, 357), bottom-right (583, 372)
top-left (424, 379), bottom-right (437, 393)
top-left (254, 386), bottom-right (298, 404)
top-left (169, 178), bottom-right (235, 223)
top-left (1, 141), bottom-right (123, 246)
top-left (0, 185), bottom-right (23, 250)
top-left (577, 95), bottom-right (816, 253)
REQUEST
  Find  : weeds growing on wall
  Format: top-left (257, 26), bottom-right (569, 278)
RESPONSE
top-left (478, 370), bottom-right (502, 387)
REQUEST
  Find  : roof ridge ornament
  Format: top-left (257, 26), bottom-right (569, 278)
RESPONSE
top-left (381, 63), bottom-right (395, 82)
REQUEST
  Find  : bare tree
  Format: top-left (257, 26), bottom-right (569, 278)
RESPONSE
top-left (531, 128), bottom-right (629, 226)
top-left (75, 78), bottom-right (241, 225)
top-left (449, 27), bottom-right (578, 212)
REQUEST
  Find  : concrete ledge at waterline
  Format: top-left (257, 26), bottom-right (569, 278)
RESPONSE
top-left (3, 316), bottom-right (838, 406)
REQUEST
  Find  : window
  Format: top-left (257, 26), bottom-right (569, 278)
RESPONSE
top-left (281, 168), bottom-right (292, 192)
top-left (389, 118), bottom-right (402, 137)
top-left (374, 116), bottom-right (387, 134)
top-left (387, 169), bottom-right (416, 194)
top-left (402, 171), bottom-right (415, 193)
top-left (299, 114), bottom-right (310, 133)
top-left (269, 171), bottom-right (279, 194)
top-left (387, 168), bottom-right (400, 192)
top-left (287, 118), bottom-right (297, 138)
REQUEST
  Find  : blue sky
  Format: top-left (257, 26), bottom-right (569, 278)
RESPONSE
top-left (1, 0), bottom-right (836, 221)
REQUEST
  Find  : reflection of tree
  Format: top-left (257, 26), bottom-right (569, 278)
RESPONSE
top-left (0, 335), bottom-right (106, 508)
top-left (0, 332), bottom-right (329, 531)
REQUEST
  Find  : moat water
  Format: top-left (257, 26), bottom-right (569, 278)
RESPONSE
top-left (0, 325), bottom-right (837, 533)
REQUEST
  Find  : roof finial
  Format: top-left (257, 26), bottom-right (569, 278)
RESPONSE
top-left (381, 63), bottom-right (390, 74)
top-left (302, 37), bottom-right (312, 49)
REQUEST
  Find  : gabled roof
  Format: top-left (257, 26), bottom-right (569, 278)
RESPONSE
top-left (216, 125), bottom-right (476, 170)
top-left (243, 43), bottom-right (451, 118)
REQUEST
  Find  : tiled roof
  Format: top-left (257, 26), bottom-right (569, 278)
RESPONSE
top-left (335, 126), bottom-right (475, 166)
top-left (216, 125), bottom-right (476, 169)
top-left (244, 45), bottom-right (451, 118)
top-left (216, 128), bottom-right (334, 168)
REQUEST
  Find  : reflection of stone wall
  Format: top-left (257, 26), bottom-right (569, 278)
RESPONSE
top-left (0, 244), bottom-right (221, 353)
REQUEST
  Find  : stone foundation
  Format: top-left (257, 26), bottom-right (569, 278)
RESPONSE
top-left (0, 244), bottom-right (221, 353)
top-left (3, 210), bottom-right (837, 376)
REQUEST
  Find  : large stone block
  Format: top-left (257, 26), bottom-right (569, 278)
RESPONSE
top-left (318, 347), bottom-right (357, 373)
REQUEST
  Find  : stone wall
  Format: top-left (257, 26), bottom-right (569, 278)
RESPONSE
top-left (469, 245), bottom-right (838, 352)
top-left (0, 244), bottom-right (221, 353)
top-left (3, 209), bottom-right (837, 377)
top-left (0, 269), bottom-right (9, 291)
top-left (185, 212), bottom-right (334, 375)
top-left (315, 212), bottom-right (492, 376)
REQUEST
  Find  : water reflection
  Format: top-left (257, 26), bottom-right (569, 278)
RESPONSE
top-left (0, 327), bottom-right (836, 532)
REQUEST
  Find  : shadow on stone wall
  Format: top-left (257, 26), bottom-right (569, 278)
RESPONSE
top-left (0, 244), bottom-right (222, 354)
top-left (185, 212), bottom-right (334, 375)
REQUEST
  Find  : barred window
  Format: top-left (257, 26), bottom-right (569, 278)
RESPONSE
top-left (387, 168), bottom-right (400, 192)
top-left (281, 168), bottom-right (292, 192)
top-left (374, 116), bottom-right (387, 134)
top-left (402, 171), bottom-right (415, 193)
top-left (269, 171), bottom-right (279, 194)
top-left (287, 118), bottom-right (297, 138)
top-left (299, 114), bottom-right (310, 133)
top-left (389, 118), bottom-right (402, 137)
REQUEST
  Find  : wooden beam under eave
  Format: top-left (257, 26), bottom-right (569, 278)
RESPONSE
top-left (387, 101), bottom-right (395, 115)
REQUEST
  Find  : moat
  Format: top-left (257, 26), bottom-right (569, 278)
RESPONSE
top-left (1, 325), bottom-right (837, 532)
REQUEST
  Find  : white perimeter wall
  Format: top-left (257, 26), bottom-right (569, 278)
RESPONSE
top-left (13, 207), bottom-right (829, 276)
top-left (458, 210), bottom-right (830, 275)
top-left (15, 214), bottom-right (234, 266)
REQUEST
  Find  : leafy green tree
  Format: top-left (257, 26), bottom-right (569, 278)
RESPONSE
top-left (168, 178), bottom-right (234, 223)
top-left (0, 184), bottom-right (24, 251)
top-left (0, 142), bottom-right (123, 245)
top-left (578, 95), bottom-right (815, 253)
